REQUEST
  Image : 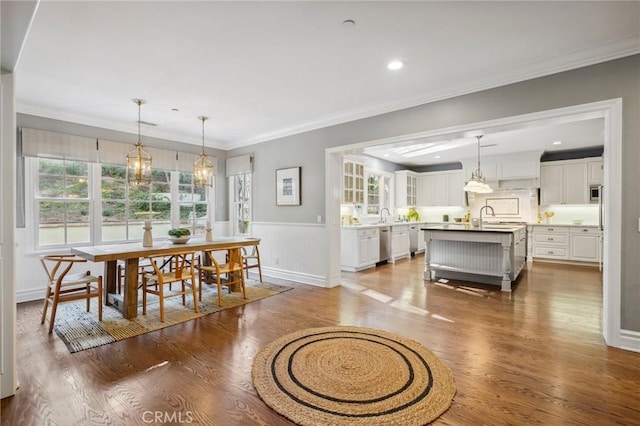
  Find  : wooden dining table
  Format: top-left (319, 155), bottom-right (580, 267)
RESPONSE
top-left (72, 236), bottom-right (260, 319)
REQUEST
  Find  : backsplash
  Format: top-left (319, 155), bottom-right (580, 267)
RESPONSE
top-left (468, 189), bottom-right (538, 223)
top-left (538, 205), bottom-right (599, 226)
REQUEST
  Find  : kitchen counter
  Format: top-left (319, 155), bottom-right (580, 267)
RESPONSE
top-left (423, 225), bottom-right (527, 292)
top-left (422, 224), bottom-right (526, 233)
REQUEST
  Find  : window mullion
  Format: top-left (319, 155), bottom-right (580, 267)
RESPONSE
top-left (92, 163), bottom-right (102, 244)
top-left (171, 171), bottom-right (179, 229)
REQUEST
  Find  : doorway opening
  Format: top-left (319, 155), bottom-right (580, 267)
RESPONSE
top-left (325, 99), bottom-right (622, 348)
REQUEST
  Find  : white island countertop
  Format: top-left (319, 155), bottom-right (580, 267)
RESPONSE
top-left (421, 224), bottom-right (526, 233)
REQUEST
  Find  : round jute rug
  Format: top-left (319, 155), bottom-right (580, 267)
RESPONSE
top-left (252, 326), bottom-right (456, 425)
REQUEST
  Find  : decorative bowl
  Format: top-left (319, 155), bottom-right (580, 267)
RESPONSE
top-left (169, 236), bottom-right (190, 244)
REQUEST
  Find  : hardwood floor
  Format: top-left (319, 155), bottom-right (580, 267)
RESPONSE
top-left (3, 256), bottom-right (640, 425)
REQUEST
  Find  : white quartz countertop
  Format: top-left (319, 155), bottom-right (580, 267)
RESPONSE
top-left (421, 224), bottom-right (527, 233)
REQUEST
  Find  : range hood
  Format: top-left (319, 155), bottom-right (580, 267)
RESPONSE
top-left (461, 150), bottom-right (543, 189)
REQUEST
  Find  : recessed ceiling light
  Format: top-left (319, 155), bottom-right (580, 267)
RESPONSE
top-left (553, 141), bottom-right (562, 145)
top-left (383, 154), bottom-right (389, 157)
top-left (435, 155), bottom-right (441, 159)
top-left (387, 60), bottom-right (404, 70)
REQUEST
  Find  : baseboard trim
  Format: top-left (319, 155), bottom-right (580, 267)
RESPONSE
top-left (620, 329), bottom-right (640, 353)
top-left (17, 288), bottom-right (44, 303)
top-left (261, 267), bottom-right (331, 288)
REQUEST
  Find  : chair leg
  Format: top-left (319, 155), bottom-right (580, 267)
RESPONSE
top-left (41, 286), bottom-right (51, 324)
top-left (216, 277), bottom-right (223, 307)
top-left (48, 291), bottom-right (61, 333)
top-left (258, 263), bottom-right (263, 282)
top-left (97, 276), bottom-right (103, 321)
top-left (142, 276), bottom-right (147, 316)
top-left (181, 280), bottom-right (186, 306)
top-left (191, 279), bottom-right (199, 314)
top-left (240, 270), bottom-right (247, 300)
top-left (198, 268), bottom-right (203, 302)
top-left (86, 284), bottom-right (91, 312)
top-left (159, 283), bottom-right (165, 323)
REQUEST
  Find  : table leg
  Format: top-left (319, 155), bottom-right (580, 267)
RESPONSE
top-left (227, 248), bottom-right (242, 292)
top-left (123, 257), bottom-right (140, 319)
top-left (103, 260), bottom-right (117, 305)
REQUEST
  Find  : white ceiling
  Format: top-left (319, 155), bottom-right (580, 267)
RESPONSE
top-left (12, 1), bottom-right (640, 158)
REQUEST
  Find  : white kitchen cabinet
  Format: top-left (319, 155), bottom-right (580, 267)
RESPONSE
top-left (416, 171), bottom-right (465, 207)
top-left (563, 163), bottom-right (588, 204)
top-left (342, 160), bottom-right (364, 204)
top-left (570, 227), bottom-right (600, 262)
top-left (390, 225), bottom-right (410, 262)
top-left (588, 160), bottom-right (603, 185)
top-left (340, 227), bottom-right (380, 272)
top-left (395, 171), bottom-right (417, 206)
top-left (532, 225), bottom-right (600, 263)
top-left (540, 160), bottom-right (588, 205)
top-left (532, 226), bottom-right (570, 260)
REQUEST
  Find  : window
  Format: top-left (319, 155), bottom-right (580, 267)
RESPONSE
top-left (36, 158), bottom-right (91, 247)
top-left (178, 172), bottom-right (209, 236)
top-left (101, 165), bottom-right (172, 242)
top-left (366, 171), bottom-right (391, 216)
top-left (232, 173), bottom-right (251, 235)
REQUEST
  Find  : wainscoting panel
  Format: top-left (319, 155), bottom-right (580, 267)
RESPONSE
top-left (251, 222), bottom-right (329, 287)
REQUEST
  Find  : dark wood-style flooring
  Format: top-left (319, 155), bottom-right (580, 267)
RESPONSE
top-left (2, 256), bottom-right (640, 425)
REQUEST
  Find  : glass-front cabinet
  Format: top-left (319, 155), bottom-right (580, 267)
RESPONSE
top-left (343, 160), bottom-right (364, 204)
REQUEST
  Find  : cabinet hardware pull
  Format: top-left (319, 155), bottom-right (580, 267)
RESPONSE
top-left (547, 237), bottom-right (554, 241)
top-left (548, 251), bottom-right (554, 254)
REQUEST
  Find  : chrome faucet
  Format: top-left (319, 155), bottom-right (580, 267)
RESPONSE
top-left (479, 205), bottom-right (495, 228)
top-left (380, 208), bottom-right (390, 223)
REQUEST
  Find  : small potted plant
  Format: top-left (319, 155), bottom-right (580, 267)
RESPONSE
top-left (168, 227), bottom-right (191, 244)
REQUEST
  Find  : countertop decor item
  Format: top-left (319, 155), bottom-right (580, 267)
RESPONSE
top-left (168, 227), bottom-right (191, 244)
top-left (142, 220), bottom-right (153, 247)
top-left (252, 326), bottom-right (456, 426)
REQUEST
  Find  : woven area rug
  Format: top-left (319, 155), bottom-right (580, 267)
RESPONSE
top-left (252, 326), bottom-right (456, 426)
top-left (53, 281), bottom-right (291, 353)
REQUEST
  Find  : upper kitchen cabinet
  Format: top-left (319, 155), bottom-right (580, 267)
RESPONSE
top-left (539, 157), bottom-right (601, 205)
top-left (395, 171), bottom-right (418, 206)
top-left (417, 170), bottom-right (465, 207)
top-left (587, 159), bottom-right (604, 185)
top-left (343, 159), bottom-right (364, 204)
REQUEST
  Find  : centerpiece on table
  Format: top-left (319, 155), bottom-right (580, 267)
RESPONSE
top-left (168, 227), bottom-right (191, 244)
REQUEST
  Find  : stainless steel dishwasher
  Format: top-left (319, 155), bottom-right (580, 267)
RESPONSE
top-left (409, 223), bottom-right (418, 255)
top-left (379, 226), bottom-right (391, 262)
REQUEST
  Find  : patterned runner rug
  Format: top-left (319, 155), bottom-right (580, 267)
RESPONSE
top-left (252, 326), bottom-right (456, 425)
top-left (52, 280), bottom-right (292, 353)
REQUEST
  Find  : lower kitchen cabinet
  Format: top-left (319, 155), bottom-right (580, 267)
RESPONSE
top-left (391, 224), bottom-right (410, 262)
top-left (569, 227), bottom-right (600, 262)
top-left (341, 227), bottom-right (380, 272)
top-left (531, 225), bottom-right (600, 263)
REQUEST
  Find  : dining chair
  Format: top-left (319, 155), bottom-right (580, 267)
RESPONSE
top-left (241, 242), bottom-right (263, 282)
top-left (142, 252), bottom-right (198, 322)
top-left (198, 249), bottom-right (246, 307)
top-left (116, 258), bottom-right (160, 294)
top-left (40, 254), bottom-right (103, 333)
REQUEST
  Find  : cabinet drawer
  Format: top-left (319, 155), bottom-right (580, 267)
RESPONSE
top-left (569, 227), bottom-right (600, 235)
top-left (533, 233), bottom-right (568, 245)
top-left (534, 226), bottom-right (569, 234)
top-left (357, 228), bottom-right (379, 237)
top-left (534, 246), bottom-right (568, 259)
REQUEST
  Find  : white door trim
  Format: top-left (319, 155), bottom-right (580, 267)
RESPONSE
top-left (325, 98), bottom-right (623, 348)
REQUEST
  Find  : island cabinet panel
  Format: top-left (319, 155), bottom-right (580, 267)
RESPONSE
top-left (340, 227), bottom-right (380, 272)
top-left (422, 225), bottom-right (527, 292)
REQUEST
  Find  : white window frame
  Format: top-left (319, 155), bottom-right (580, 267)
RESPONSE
top-left (364, 169), bottom-right (393, 217)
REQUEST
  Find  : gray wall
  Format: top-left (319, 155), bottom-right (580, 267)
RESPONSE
top-left (230, 54), bottom-right (640, 331)
top-left (16, 114), bottom-right (230, 221)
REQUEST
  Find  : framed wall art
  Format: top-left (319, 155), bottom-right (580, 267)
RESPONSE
top-left (276, 167), bottom-right (301, 206)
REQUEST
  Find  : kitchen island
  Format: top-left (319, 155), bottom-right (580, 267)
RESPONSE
top-left (421, 224), bottom-right (527, 292)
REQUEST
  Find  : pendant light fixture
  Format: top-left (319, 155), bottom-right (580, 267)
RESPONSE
top-left (193, 116), bottom-right (214, 187)
top-left (126, 98), bottom-right (153, 186)
top-left (463, 135), bottom-right (493, 193)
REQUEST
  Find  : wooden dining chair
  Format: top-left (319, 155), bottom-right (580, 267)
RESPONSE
top-left (198, 249), bottom-right (246, 307)
top-left (241, 242), bottom-right (263, 282)
top-left (40, 254), bottom-right (103, 333)
top-left (142, 252), bottom-right (198, 322)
